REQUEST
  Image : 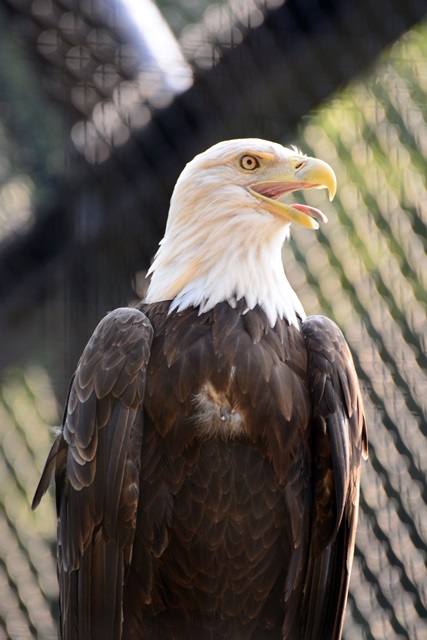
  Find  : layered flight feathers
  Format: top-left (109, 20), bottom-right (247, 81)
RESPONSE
top-left (33, 307), bottom-right (153, 639)
top-left (300, 315), bottom-right (368, 640)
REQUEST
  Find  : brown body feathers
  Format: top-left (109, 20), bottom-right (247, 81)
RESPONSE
top-left (33, 300), bottom-right (367, 639)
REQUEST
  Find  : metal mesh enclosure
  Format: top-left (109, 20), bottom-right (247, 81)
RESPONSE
top-left (287, 39), bottom-right (427, 636)
top-left (0, 0), bottom-right (426, 638)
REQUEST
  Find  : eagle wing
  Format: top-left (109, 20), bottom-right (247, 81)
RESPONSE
top-left (301, 315), bottom-right (368, 640)
top-left (32, 307), bottom-right (153, 639)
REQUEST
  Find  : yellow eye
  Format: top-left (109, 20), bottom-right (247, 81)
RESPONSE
top-left (239, 154), bottom-right (260, 171)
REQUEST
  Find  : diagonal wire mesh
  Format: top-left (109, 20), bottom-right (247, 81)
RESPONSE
top-left (0, 2), bottom-right (426, 639)
top-left (282, 25), bottom-right (427, 639)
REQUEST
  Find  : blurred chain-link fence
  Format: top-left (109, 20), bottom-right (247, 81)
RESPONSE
top-left (0, 0), bottom-right (426, 638)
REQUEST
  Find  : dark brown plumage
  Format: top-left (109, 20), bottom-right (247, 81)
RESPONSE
top-left (33, 300), bottom-right (367, 639)
top-left (32, 139), bottom-right (367, 639)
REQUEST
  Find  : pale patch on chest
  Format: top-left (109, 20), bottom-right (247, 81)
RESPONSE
top-left (192, 380), bottom-right (244, 440)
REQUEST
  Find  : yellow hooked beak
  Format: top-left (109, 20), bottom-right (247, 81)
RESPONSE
top-left (249, 157), bottom-right (337, 230)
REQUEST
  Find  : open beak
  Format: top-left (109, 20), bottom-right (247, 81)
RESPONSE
top-left (248, 157), bottom-right (337, 230)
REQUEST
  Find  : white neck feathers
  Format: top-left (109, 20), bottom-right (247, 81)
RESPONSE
top-left (145, 144), bottom-right (306, 328)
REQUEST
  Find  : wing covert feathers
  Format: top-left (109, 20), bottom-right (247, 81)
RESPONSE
top-left (301, 315), bottom-right (368, 640)
top-left (33, 307), bottom-right (153, 639)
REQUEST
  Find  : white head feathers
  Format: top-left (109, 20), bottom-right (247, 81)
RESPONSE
top-left (145, 138), bottom-right (335, 328)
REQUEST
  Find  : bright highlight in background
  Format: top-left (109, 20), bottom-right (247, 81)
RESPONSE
top-left (119, 0), bottom-right (193, 94)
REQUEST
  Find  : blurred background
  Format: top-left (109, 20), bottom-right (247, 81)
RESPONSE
top-left (0, 0), bottom-right (426, 638)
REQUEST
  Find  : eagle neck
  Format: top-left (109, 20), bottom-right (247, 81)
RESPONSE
top-left (146, 217), bottom-right (305, 329)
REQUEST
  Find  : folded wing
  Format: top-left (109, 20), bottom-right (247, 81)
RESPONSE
top-left (32, 307), bottom-right (153, 639)
top-left (301, 315), bottom-right (368, 640)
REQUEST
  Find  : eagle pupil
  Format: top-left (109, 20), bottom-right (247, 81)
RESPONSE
top-left (240, 155), bottom-right (259, 170)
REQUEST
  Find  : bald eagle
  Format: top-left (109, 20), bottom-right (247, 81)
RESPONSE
top-left (33, 139), bottom-right (368, 640)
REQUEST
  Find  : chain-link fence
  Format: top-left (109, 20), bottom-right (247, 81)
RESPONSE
top-left (0, 1), bottom-right (426, 638)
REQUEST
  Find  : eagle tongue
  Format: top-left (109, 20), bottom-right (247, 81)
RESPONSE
top-left (252, 181), bottom-right (312, 199)
top-left (291, 203), bottom-right (328, 224)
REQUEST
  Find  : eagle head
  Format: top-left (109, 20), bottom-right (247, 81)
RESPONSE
top-left (145, 138), bottom-right (336, 327)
